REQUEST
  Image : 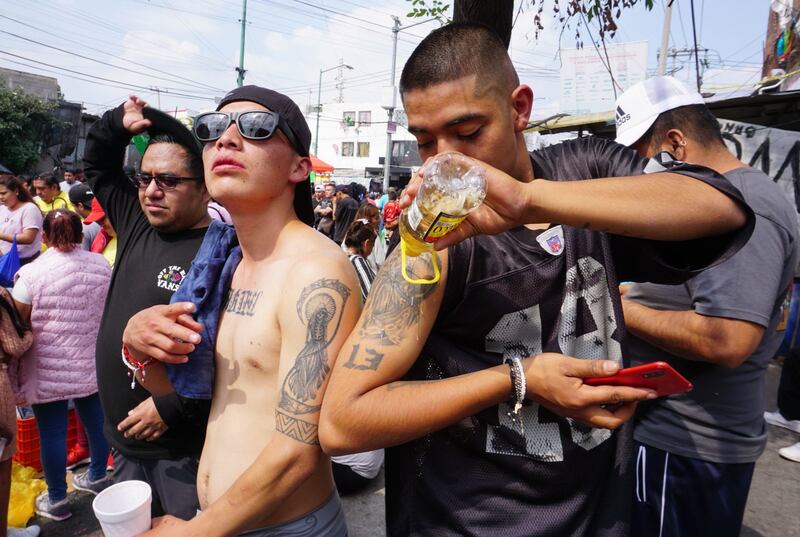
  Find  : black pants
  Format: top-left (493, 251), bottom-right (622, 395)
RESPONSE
top-left (632, 442), bottom-right (754, 537)
top-left (779, 348), bottom-right (800, 420)
top-left (113, 451), bottom-right (200, 520)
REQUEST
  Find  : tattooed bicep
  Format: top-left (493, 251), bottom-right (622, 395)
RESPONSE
top-left (276, 277), bottom-right (350, 443)
top-left (358, 251), bottom-right (439, 346)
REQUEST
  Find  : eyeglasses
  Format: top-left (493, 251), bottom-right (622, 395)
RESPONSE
top-left (194, 110), bottom-right (304, 156)
top-left (127, 173), bottom-right (201, 191)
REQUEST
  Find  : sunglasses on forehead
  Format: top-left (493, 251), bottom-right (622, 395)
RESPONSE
top-left (194, 110), bottom-right (304, 155)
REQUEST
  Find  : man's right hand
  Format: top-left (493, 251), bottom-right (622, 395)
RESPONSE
top-left (122, 96), bottom-right (153, 134)
top-left (400, 156), bottom-right (534, 250)
top-left (123, 302), bottom-right (203, 364)
top-left (523, 353), bottom-right (657, 430)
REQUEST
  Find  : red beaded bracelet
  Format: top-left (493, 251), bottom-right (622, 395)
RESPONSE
top-left (121, 343), bottom-right (154, 390)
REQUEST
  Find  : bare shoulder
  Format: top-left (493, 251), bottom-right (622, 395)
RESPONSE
top-left (277, 229), bottom-right (359, 312)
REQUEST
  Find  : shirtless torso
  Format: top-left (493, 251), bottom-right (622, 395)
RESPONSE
top-left (197, 222), bottom-right (359, 530)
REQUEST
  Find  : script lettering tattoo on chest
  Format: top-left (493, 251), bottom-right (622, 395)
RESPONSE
top-left (277, 278), bottom-right (350, 424)
top-left (358, 251), bottom-right (437, 346)
top-left (223, 288), bottom-right (264, 317)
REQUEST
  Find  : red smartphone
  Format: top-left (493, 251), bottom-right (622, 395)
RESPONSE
top-left (583, 361), bottom-right (693, 397)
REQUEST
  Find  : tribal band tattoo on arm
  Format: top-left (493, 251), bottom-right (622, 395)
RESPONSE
top-left (278, 278), bottom-right (350, 420)
top-left (274, 409), bottom-right (319, 445)
top-left (358, 251), bottom-right (438, 346)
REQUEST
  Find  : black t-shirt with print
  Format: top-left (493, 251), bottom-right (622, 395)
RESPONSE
top-left (85, 106), bottom-right (210, 460)
top-left (384, 137), bottom-right (753, 537)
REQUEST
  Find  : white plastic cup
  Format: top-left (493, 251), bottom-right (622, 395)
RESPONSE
top-left (92, 480), bottom-right (152, 537)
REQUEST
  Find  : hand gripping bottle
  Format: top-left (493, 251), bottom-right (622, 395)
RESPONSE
top-left (399, 152), bottom-right (487, 284)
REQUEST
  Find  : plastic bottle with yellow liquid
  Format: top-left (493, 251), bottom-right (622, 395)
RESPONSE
top-left (399, 152), bottom-right (487, 284)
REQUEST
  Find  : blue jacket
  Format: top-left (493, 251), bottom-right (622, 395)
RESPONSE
top-left (166, 220), bottom-right (241, 399)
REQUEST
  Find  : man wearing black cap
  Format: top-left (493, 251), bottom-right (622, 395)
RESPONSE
top-left (83, 96), bottom-right (212, 520)
top-left (68, 183), bottom-right (101, 251)
top-left (125, 86), bottom-right (357, 536)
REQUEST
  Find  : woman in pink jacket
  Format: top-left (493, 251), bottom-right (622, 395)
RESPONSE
top-left (8, 209), bottom-right (111, 521)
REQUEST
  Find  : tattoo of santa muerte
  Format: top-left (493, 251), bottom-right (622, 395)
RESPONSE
top-left (278, 278), bottom-right (350, 423)
top-left (359, 251), bottom-right (437, 346)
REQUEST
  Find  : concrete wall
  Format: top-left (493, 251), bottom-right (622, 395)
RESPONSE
top-left (0, 67), bottom-right (60, 101)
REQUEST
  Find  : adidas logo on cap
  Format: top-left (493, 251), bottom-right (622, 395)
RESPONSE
top-left (615, 105), bottom-right (631, 127)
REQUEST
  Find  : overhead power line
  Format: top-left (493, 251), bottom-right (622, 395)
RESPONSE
top-left (0, 50), bottom-right (216, 101)
top-left (0, 28), bottom-right (224, 93)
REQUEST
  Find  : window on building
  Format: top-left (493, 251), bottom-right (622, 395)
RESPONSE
top-left (357, 142), bottom-right (370, 158)
top-left (391, 140), bottom-right (422, 166)
top-left (342, 142), bottom-right (354, 157)
top-left (358, 111), bottom-right (371, 125)
top-left (343, 111), bottom-right (355, 127)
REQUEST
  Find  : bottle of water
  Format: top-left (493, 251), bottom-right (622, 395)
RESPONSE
top-left (398, 152), bottom-right (486, 283)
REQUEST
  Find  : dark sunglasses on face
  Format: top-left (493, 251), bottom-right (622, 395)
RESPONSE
top-left (193, 110), bottom-right (304, 155)
top-left (127, 173), bottom-right (201, 191)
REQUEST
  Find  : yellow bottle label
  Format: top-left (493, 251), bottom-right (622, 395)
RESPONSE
top-left (423, 212), bottom-right (465, 243)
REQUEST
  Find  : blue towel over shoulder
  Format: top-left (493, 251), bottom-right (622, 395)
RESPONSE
top-left (167, 220), bottom-right (241, 399)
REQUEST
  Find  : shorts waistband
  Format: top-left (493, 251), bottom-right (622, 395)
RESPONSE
top-left (238, 491), bottom-right (347, 537)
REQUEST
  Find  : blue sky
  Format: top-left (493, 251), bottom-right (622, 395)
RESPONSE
top-left (0, 0), bottom-right (770, 118)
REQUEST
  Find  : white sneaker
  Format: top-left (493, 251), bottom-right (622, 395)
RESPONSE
top-left (764, 410), bottom-right (800, 433)
top-left (779, 441), bottom-right (800, 462)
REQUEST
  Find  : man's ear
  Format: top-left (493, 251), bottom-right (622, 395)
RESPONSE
top-left (664, 129), bottom-right (688, 160)
top-left (289, 156), bottom-right (312, 184)
top-left (510, 84), bottom-right (534, 133)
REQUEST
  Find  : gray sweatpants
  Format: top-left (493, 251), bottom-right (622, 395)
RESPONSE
top-left (113, 451), bottom-right (201, 520)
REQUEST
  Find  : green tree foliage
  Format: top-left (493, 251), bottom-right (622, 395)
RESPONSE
top-left (0, 83), bottom-right (59, 174)
top-left (406, 0), bottom-right (654, 49)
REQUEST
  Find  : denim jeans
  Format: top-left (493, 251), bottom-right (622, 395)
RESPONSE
top-left (32, 393), bottom-right (109, 502)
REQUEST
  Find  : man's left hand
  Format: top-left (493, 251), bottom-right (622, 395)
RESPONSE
top-left (137, 515), bottom-right (188, 536)
top-left (118, 397), bottom-right (167, 441)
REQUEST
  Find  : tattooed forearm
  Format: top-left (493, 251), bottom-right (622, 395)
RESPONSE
top-left (275, 409), bottom-right (319, 445)
top-left (342, 343), bottom-right (385, 371)
top-left (279, 278), bottom-right (350, 415)
top-left (359, 251), bottom-right (438, 346)
top-left (223, 288), bottom-right (264, 317)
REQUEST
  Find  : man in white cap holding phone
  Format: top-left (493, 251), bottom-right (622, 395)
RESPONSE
top-left (616, 76), bottom-right (798, 537)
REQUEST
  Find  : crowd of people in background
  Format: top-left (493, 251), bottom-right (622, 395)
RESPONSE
top-left (0, 20), bottom-right (799, 537)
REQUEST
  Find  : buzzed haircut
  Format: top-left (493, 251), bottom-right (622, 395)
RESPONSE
top-left (638, 104), bottom-right (725, 150)
top-left (399, 22), bottom-right (519, 98)
top-left (146, 133), bottom-right (204, 182)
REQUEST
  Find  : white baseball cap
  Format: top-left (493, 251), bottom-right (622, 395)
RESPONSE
top-left (614, 76), bottom-right (705, 147)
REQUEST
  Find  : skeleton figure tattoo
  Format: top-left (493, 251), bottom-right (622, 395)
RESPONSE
top-left (277, 278), bottom-right (349, 421)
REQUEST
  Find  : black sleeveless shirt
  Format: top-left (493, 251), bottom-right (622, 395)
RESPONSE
top-left (384, 137), bottom-right (752, 537)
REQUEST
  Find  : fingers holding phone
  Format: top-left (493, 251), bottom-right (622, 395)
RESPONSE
top-left (522, 353), bottom-right (659, 429)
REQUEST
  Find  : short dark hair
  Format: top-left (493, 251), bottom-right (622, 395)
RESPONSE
top-left (43, 209), bottom-right (82, 252)
top-left (637, 104), bottom-right (724, 149)
top-left (146, 134), bottom-right (204, 182)
top-left (34, 173), bottom-right (60, 189)
top-left (399, 23), bottom-right (518, 98)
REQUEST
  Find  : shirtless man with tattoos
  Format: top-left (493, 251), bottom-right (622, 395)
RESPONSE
top-left (123, 86), bottom-right (359, 536)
